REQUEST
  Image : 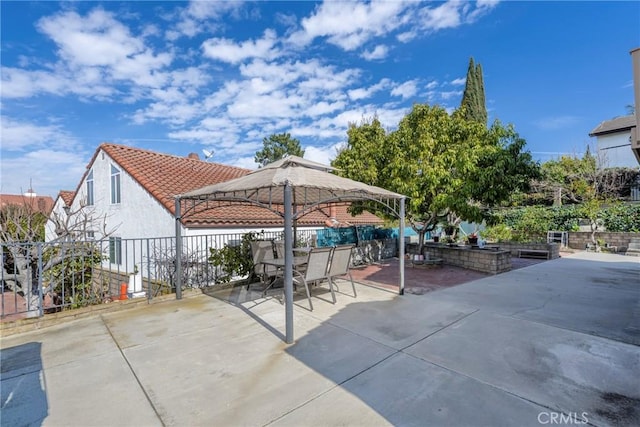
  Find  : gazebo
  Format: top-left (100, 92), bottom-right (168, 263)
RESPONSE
top-left (174, 156), bottom-right (407, 343)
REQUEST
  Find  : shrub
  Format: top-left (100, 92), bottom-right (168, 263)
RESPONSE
top-left (208, 232), bottom-right (257, 284)
top-left (482, 223), bottom-right (512, 242)
top-left (601, 203), bottom-right (640, 232)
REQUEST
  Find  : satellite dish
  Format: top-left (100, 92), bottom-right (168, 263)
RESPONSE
top-left (202, 149), bottom-right (214, 160)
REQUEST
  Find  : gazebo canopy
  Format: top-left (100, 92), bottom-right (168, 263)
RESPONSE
top-left (175, 155), bottom-right (407, 343)
top-left (178, 155), bottom-right (404, 219)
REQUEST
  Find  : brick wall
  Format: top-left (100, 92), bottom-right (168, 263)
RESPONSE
top-left (422, 244), bottom-right (511, 274)
top-left (494, 242), bottom-right (560, 259)
top-left (567, 232), bottom-right (640, 252)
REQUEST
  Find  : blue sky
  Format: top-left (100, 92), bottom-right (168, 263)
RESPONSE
top-left (1, 1), bottom-right (639, 198)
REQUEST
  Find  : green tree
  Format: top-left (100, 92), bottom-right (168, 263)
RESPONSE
top-left (532, 148), bottom-right (636, 206)
top-left (460, 57), bottom-right (487, 125)
top-left (467, 123), bottom-right (541, 220)
top-left (254, 132), bottom-right (304, 166)
top-left (333, 105), bottom-right (539, 253)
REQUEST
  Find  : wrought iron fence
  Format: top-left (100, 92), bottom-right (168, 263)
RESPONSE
top-left (1, 229), bottom-right (320, 320)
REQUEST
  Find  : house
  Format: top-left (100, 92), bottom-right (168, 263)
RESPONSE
top-left (1, 193), bottom-right (54, 215)
top-left (46, 190), bottom-right (76, 240)
top-left (45, 143), bottom-right (382, 271)
top-left (589, 115), bottom-right (639, 168)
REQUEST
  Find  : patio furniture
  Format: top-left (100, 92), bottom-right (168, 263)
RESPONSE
top-left (292, 246), bottom-right (335, 311)
top-left (273, 240), bottom-right (285, 259)
top-left (327, 244), bottom-right (357, 298)
top-left (260, 255), bottom-right (309, 295)
top-left (250, 240), bottom-right (279, 287)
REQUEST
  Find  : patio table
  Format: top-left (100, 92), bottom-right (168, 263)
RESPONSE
top-left (260, 256), bottom-right (308, 294)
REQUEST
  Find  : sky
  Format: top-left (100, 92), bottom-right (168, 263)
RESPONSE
top-left (1, 1), bottom-right (639, 199)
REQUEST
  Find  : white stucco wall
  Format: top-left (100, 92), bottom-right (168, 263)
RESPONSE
top-left (45, 197), bottom-right (68, 242)
top-left (77, 149), bottom-right (176, 240)
top-left (596, 132), bottom-right (639, 168)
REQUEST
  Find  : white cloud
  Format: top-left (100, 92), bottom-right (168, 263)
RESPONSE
top-left (202, 29), bottom-right (280, 64)
top-left (426, 80), bottom-right (438, 90)
top-left (440, 90), bottom-right (462, 100)
top-left (1, 67), bottom-right (68, 99)
top-left (289, 1), bottom-right (410, 50)
top-left (0, 116), bottom-right (79, 151)
top-left (419, 1), bottom-right (462, 31)
top-left (304, 144), bottom-right (338, 166)
top-left (391, 80), bottom-right (419, 99)
top-left (450, 77), bottom-right (466, 85)
top-left (37, 8), bottom-right (172, 88)
top-left (466, 0), bottom-right (501, 23)
top-left (0, 148), bottom-right (88, 197)
top-left (169, 1), bottom-right (245, 39)
top-left (3, 7), bottom-right (179, 102)
top-left (361, 44), bottom-right (389, 61)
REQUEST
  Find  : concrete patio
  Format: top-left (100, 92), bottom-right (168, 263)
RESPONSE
top-left (1, 251), bottom-right (639, 426)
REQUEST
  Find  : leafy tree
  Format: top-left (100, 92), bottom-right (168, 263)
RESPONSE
top-left (254, 132), bottom-right (304, 166)
top-left (467, 123), bottom-right (541, 222)
top-left (334, 104), bottom-right (537, 253)
top-left (460, 57), bottom-right (487, 125)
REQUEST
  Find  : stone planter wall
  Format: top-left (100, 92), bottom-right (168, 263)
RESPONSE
top-left (567, 232), bottom-right (640, 253)
top-left (491, 242), bottom-right (561, 259)
top-left (422, 243), bottom-right (511, 275)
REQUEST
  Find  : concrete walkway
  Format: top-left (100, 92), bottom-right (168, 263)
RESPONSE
top-left (1, 252), bottom-right (638, 426)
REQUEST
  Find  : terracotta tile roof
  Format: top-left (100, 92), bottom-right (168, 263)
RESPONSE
top-left (98, 143), bottom-right (250, 218)
top-left (589, 115), bottom-right (636, 136)
top-left (58, 190), bottom-right (75, 207)
top-left (0, 194), bottom-right (55, 214)
top-left (89, 143), bottom-right (383, 228)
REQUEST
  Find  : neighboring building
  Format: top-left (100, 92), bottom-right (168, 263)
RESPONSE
top-left (45, 143), bottom-right (382, 271)
top-left (0, 193), bottom-right (54, 215)
top-left (589, 115), bottom-right (639, 168)
top-left (46, 190), bottom-right (76, 241)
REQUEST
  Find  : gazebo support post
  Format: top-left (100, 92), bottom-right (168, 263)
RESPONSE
top-left (284, 183), bottom-right (294, 344)
top-left (175, 198), bottom-right (183, 300)
top-left (399, 197), bottom-right (405, 295)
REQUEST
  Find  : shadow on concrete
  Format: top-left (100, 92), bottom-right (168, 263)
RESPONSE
top-left (202, 284), bottom-right (287, 342)
top-left (279, 254), bottom-right (640, 426)
top-left (0, 341), bottom-right (48, 426)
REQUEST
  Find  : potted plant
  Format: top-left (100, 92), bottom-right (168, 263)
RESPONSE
top-left (467, 233), bottom-right (478, 245)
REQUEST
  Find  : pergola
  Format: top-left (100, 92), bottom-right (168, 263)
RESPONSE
top-left (174, 156), bottom-right (407, 343)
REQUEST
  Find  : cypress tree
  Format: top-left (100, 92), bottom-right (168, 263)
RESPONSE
top-left (460, 57), bottom-right (487, 125)
top-left (474, 62), bottom-right (487, 125)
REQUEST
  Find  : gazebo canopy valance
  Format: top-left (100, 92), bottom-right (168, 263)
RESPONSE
top-left (175, 155), bottom-right (407, 343)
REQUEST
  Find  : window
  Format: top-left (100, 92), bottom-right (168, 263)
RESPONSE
top-left (86, 169), bottom-right (94, 206)
top-left (111, 164), bottom-right (121, 204)
top-left (86, 231), bottom-right (95, 240)
top-left (109, 237), bottom-right (122, 265)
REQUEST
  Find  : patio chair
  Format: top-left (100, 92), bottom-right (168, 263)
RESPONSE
top-left (250, 240), bottom-right (279, 287)
top-left (327, 244), bottom-right (357, 298)
top-left (273, 240), bottom-right (285, 259)
top-left (292, 246), bottom-right (334, 311)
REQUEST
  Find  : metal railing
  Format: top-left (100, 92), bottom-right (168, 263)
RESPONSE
top-left (1, 229), bottom-right (320, 320)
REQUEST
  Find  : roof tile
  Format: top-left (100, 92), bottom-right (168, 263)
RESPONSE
top-left (92, 143), bottom-right (382, 227)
